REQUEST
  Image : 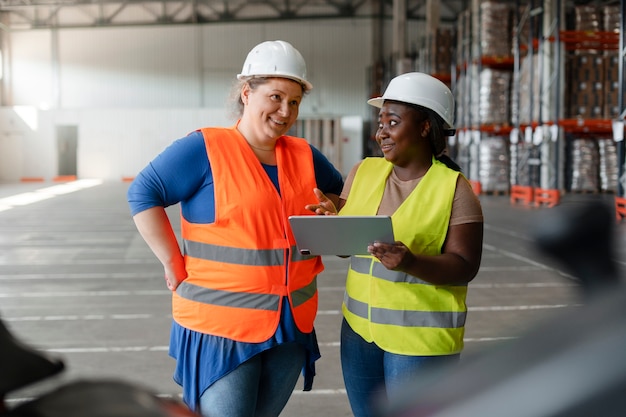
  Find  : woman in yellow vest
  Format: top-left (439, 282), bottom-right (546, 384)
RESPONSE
top-left (127, 40), bottom-right (344, 417)
top-left (308, 72), bottom-right (483, 417)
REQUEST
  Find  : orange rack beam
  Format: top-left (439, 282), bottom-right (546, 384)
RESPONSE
top-left (560, 30), bottom-right (619, 50)
top-left (559, 119), bottom-right (615, 134)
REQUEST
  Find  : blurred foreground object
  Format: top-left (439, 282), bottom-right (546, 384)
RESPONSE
top-left (7, 380), bottom-right (197, 417)
top-left (384, 199), bottom-right (626, 417)
top-left (1, 317), bottom-right (197, 416)
top-left (1, 319), bottom-right (65, 411)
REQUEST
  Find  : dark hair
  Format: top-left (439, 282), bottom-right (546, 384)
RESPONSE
top-left (412, 105), bottom-right (462, 173)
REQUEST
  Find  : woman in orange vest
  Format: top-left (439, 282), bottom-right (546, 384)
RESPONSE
top-left (307, 72), bottom-right (484, 417)
top-left (127, 40), bottom-right (343, 417)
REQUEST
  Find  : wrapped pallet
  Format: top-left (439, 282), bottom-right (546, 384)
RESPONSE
top-left (573, 5), bottom-right (602, 53)
top-left (602, 5), bottom-right (620, 32)
top-left (598, 138), bottom-right (618, 193)
top-left (478, 135), bottom-right (510, 192)
top-left (472, 1), bottom-right (512, 58)
top-left (569, 138), bottom-right (599, 192)
top-left (470, 66), bottom-right (511, 125)
top-left (574, 5), bottom-right (601, 32)
top-left (424, 28), bottom-right (454, 76)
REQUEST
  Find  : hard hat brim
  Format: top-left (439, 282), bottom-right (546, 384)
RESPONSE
top-left (367, 97), bottom-right (384, 108)
top-left (237, 74), bottom-right (313, 92)
top-left (367, 96), bottom-right (456, 131)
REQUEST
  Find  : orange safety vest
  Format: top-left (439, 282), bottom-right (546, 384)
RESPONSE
top-left (172, 126), bottom-right (324, 343)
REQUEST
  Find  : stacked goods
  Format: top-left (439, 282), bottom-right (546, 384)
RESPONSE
top-left (601, 5), bottom-right (623, 119)
top-left (572, 5), bottom-right (603, 52)
top-left (566, 5), bottom-right (619, 194)
top-left (567, 53), bottom-right (605, 119)
top-left (602, 5), bottom-right (621, 32)
top-left (603, 54), bottom-right (623, 119)
top-left (574, 5), bottom-right (602, 31)
top-left (566, 4), bottom-right (622, 120)
top-left (471, 67), bottom-right (511, 125)
top-left (472, 1), bottom-right (512, 57)
top-left (478, 135), bottom-right (510, 192)
top-left (598, 138), bottom-right (618, 193)
top-left (428, 28), bottom-right (455, 76)
top-left (566, 5), bottom-right (598, 119)
top-left (468, 2), bottom-right (514, 126)
top-left (569, 138), bottom-right (599, 192)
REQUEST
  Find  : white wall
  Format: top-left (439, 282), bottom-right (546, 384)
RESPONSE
top-left (10, 30), bottom-right (54, 108)
top-left (9, 20), bottom-right (376, 115)
top-left (0, 18), bottom-right (424, 181)
top-left (0, 107), bottom-right (232, 182)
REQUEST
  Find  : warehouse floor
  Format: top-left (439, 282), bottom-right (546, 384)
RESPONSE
top-left (1, 180), bottom-right (625, 416)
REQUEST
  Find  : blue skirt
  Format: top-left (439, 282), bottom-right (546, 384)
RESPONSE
top-left (169, 298), bottom-right (321, 412)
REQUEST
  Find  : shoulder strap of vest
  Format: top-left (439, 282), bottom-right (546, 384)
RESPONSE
top-left (341, 157), bottom-right (392, 215)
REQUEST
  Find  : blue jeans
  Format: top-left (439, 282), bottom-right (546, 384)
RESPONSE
top-left (340, 319), bottom-right (460, 417)
top-left (198, 343), bottom-right (305, 417)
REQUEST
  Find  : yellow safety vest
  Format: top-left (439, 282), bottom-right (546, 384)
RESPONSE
top-left (340, 157), bottom-right (467, 355)
top-left (173, 127), bottom-right (323, 343)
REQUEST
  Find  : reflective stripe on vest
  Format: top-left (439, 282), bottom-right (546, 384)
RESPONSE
top-left (340, 157), bottom-right (466, 355)
top-left (177, 268), bottom-right (317, 311)
top-left (184, 240), bottom-right (316, 266)
top-left (344, 293), bottom-right (466, 328)
top-left (172, 127), bottom-right (323, 342)
top-left (183, 240), bottom-right (284, 266)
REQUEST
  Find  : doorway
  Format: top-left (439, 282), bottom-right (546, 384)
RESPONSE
top-left (56, 125), bottom-right (77, 176)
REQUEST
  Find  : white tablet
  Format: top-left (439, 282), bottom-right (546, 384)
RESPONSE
top-left (288, 215), bottom-right (395, 256)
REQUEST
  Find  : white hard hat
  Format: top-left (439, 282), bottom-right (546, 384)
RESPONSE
top-left (368, 72), bottom-right (455, 129)
top-left (237, 40), bottom-right (313, 92)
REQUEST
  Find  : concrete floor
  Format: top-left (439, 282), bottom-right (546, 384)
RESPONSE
top-left (1, 180), bottom-right (624, 416)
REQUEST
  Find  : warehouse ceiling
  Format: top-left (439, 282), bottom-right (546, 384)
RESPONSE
top-left (0, 0), bottom-right (468, 30)
top-left (0, 0), bottom-right (612, 31)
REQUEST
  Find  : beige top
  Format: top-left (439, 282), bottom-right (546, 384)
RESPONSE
top-left (340, 161), bottom-right (484, 226)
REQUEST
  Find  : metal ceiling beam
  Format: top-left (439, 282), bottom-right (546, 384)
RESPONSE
top-left (0, 0), bottom-right (465, 30)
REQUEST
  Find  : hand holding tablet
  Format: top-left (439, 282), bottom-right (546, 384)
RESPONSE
top-left (288, 215), bottom-right (395, 256)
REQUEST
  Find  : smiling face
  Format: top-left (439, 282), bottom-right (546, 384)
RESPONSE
top-left (239, 77), bottom-right (304, 146)
top-left (375, 100), bottom-right (431, 167)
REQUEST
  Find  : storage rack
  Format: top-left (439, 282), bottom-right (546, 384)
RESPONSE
top-left (454, 0), bottom-right (515, 194)
top-left (450, 0), bottom-right (626, 208)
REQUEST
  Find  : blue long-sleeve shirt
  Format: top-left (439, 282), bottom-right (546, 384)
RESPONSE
top-left (127, 130), bottom-right (344, 411)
